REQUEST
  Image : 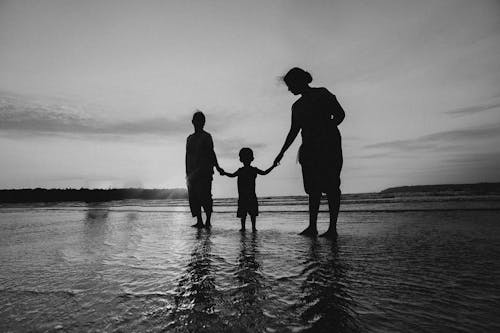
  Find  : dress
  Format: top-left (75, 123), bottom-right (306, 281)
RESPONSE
top-left (236, 166), bottom-right (259, 218)
top-left (185, 130), bottom-right (216, 216)
top-left (292, 87), bottom-right (344, 194)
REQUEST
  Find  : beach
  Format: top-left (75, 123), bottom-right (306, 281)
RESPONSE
top-left (1, 195), bottom-right (500, 332)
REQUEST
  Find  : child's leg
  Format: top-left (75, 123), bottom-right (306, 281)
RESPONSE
top-left (240, 215), bottom-right (246, 231)
top-left (250, 215), bottom-right (257, 231)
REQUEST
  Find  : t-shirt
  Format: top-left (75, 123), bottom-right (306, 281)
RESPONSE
top-left (185, 130), bottom-right (216, 181)
top-left (236, 166), bottom-right (258, 200)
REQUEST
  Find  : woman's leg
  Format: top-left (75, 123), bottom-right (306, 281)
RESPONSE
top-left (300, 192), bottom-right (320, 236)
top-left (320, 189), bottom-right (340, 238)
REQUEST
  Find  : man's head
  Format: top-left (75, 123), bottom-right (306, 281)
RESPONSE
top-left (192, 111), bottom-right (206, 130)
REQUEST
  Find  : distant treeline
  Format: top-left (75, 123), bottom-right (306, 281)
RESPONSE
top-left (0, 188), bottom-right (188, 203)
top-left (381, 182), bottom-right (500, 194)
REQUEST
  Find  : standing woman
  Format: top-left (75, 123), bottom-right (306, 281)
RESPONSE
top-left (274, 68), bottom-right (345, 238)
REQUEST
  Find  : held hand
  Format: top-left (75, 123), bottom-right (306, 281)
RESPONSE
top-left (273, 153), bottom-right (283, 167)
top-left (216, 166), bottom-right (225, 175)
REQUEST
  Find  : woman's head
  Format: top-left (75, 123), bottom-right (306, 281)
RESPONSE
top-left (283, 67), bottom-right (312, 95)
top-left (239, 147), bottom-right (254, 165)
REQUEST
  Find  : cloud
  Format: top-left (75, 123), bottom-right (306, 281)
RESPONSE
top-left (366, 123), bottom-right (500, 151)
top-left (441, 152), bottom-right (500, 180)
top-left (444, 152), bottom-right (500, 166)
top-left (0, 105), bottom-right (190, 137)
top-left (445, 101), bottom-right (500, 116)
top-left (0, 95), bottom-right (242, 138)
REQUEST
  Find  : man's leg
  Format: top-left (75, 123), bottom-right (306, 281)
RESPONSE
top-left (201, 179), bottom-right (213, 228)
top-left (240, 216), bottom-right (246, 231)
top-left (250, 215), bottom-right (257, 232)
top-left (188, 182), bottom-right (204, 228)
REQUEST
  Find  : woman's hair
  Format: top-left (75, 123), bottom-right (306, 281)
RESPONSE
top-left (283, 67), bottom-right (313, 86)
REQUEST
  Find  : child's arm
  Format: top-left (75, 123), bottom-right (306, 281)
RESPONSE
top-left (256, 165), bottom-right (275, 176)
top-left (221, 169), bottom-right (239, 178)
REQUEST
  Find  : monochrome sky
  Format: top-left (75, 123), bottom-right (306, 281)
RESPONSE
top-left (1, 0), bottom-right (499, 196)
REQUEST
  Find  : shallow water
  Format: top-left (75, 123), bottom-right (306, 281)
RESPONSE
top-left (1, 197), bottom-right (500, 332)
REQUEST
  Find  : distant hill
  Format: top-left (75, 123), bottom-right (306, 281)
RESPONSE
top-left (381, 182), bottom-right (500, 194)
top-left (0, 188), bottom-right (188, 203)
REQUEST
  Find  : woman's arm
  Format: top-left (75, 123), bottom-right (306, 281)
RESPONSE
top-left (256, 165), bottom-right (275, 176)
top-left (274, 109), bottom-right (300, 165)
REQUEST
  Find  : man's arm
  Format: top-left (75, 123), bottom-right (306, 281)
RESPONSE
top-left (185, 138), bottom-right (190, 176)
top-left (208, 134), bottom-right (223, 173)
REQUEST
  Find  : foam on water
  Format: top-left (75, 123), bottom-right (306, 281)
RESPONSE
top-left (1, 196), bottom-right (500, 332)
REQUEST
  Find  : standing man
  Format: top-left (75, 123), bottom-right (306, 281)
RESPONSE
top-left (186, 111), bottom-right (223, 228)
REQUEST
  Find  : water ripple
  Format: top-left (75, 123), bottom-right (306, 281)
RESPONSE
top-left (1, 206), bottom-right (500, 332)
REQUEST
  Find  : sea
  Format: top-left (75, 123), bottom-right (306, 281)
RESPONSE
top-left (1, 193), bottom-right (500, 332)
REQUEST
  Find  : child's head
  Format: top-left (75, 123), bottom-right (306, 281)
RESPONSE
top-left (239, 147), bottom-right (254, 165)
top-left (192, 111), bottom-right (205, 130)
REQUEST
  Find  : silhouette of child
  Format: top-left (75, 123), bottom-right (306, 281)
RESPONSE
top-left (221, 148), bottom-right (275, 231)
top-left (186, 111), bottom-right (223, 228)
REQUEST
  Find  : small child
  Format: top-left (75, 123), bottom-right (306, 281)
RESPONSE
top-left (221, 148), bottom-right (275, 231)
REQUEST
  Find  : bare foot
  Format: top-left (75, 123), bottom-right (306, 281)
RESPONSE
top-left (204, 223), bottom-right (212, 229)
top-left (252, 228), bottom-right (257, 232)
top-left (299, 227), bottom-right (318, 237)
top-left (191, 223), bottom-right (204, 228)
top-left (319, 229), bottom-right (338, 239)
top-left (239, 228), bottom-right (246, 232)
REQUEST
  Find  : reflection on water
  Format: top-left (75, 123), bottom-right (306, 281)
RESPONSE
top-left (1, 204), bottom-right (500, 332)
top-left (83, 203), bottom-right (110, 256)
top-left (85, 202), bottom-right (110, 220)
top-left (171, 229), bottom-right (226, 332)
top-left (298, 239), bottom-right (359, 332)
top-left (233, 232), bottom-right (267, 331)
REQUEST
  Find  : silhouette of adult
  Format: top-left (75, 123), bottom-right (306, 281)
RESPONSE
top-left (274, 68), bottom-right (345, 238)
top-left (186, 111), bottom-right (223, 228)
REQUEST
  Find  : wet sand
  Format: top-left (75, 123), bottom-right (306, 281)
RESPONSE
top-left (1, 197), bottom-right (499, 332)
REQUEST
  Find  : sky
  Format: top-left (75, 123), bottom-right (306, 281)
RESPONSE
top-left (1, 0), bottom-right (500, 197)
